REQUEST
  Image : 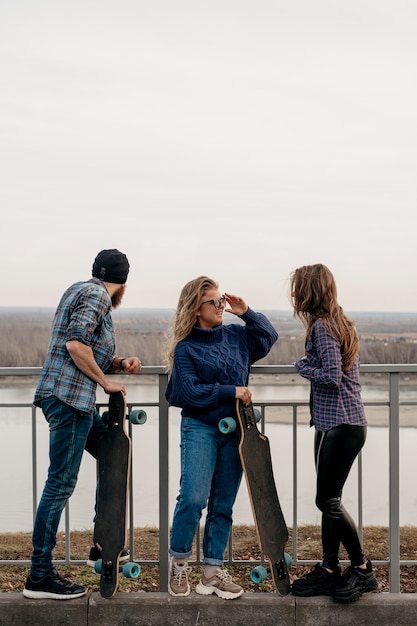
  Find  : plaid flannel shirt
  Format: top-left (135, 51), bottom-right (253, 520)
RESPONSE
top-left (34, 278), bottom-right (115, 414)
top-left (295, 318), bottom-right (367, 431)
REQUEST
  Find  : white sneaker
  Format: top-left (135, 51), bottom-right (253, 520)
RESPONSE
top-left (195, 567), bottom-right (244, 600)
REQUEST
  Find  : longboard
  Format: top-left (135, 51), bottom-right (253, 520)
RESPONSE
top-left (235, 399), bottom-right (290, 595)
top-left (93, 391), bottom-right (145, 598)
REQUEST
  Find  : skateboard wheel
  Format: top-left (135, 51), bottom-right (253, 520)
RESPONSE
top-left (253, 408), bottom-right (262, 423)
top-left (129, 409), bottom-right (147, 425)
top-left (218, 417), bottom-right (236, 434)
top-left (284, 552), bottom-right (292, 567)
top-left (101, 411), bottom-right (109, 426)
top-left (250, 565), bottom-right (268, 583)
top-left (122, 562), bottom-right (140, 578)
top-left (94, 558), bottom-right (103, 574)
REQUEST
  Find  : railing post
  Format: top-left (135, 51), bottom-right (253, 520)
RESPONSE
top-left (292, 404), bottom-right (298, 563)
top-left (31, 405), bottom-right (38, 526)
top-left (389, 372), bottom-right (400, 593)
top-left (158, 373), bottom-right (170, 592)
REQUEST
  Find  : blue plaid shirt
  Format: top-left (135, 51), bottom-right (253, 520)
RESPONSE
top-left (295, 318), bottom-right (367, 431)
top-left (34, 278), bottom-right (116, 414)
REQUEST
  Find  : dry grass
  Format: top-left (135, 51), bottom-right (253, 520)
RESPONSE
top-left (1, 525), bottom-right (416, 594)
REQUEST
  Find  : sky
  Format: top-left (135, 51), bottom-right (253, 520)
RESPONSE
top-left (1, 1), bottom-right (416, 312)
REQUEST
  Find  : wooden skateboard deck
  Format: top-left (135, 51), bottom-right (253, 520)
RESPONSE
top-left (236, 399), bottom-right (290, 595)
top-left (93, 391), bottom-right (131, 598)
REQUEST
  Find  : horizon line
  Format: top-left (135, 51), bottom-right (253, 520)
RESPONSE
top-left (1, 306), bottom-right (417, 316)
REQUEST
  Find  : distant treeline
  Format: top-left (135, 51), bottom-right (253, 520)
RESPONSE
top-left (1, 308), bottom-right (417, 367)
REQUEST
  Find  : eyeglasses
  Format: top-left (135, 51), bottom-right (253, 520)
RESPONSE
top-left (201, 296), bottom-right (226, 309)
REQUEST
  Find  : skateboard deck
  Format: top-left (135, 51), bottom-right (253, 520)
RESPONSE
top-left (93, 391), bottom-right (132, 598)
top-left (236, 399), bottom-right (290, 595)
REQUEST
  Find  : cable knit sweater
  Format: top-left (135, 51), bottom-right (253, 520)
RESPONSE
top-left (165, 307), bottom-right (278, 425)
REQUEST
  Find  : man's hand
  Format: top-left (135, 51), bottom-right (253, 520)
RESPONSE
top-left (102, 380), bottom-right (126, 395)
top-left (121, 357), bottom-right (141, 374)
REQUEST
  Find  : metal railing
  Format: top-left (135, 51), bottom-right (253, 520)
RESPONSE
top-left (1, 364), bottom-right (416, 593)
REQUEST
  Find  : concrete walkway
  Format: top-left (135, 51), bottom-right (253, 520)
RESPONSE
top-left (1, 591), bottom-right (417, 626)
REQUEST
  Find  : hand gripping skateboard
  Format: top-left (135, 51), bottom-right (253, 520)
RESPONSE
top-left (235, 399), bottom-right (290, 595)
top-left (93, 391), bottom-right (146, 598)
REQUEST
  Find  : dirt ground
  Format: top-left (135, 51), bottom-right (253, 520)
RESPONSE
top-left (1, 524), bottom-right (416, 594)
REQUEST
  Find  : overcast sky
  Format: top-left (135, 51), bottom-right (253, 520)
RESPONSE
top-left (1, 1), bottom-right (416, 312)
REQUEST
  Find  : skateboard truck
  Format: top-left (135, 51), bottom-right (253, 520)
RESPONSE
top-left (251, 553), bottom-right (292, 584)
top-left (103, 561), bottom-right (114, 582)
top-left (218, 407), bottom-right (261, 434)
top-left (276, 557), bottom-right (288, 581)
top-left (102, 406), bottom-right (147, 426)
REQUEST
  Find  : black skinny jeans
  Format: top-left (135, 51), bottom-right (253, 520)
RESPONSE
top-left (314, 424), bottom-right (367, 570)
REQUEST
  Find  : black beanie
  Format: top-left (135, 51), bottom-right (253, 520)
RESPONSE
top-left (92, 249), bottom-right (130, 284)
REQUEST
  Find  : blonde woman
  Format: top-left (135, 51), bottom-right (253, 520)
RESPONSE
top-left (165, 276), bottom-right (278, 599)
top-left (290, 264), bottom-right (378, 603)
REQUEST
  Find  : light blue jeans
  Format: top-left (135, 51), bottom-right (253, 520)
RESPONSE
top-left (169, 417), bottom-right (243, 565)
top-left (31, 396), bottom-right (107, 578)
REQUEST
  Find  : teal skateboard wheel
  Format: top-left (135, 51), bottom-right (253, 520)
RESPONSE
top-left (94, 558), bottom-right (103, 574)
top-left (122, 561), bottom-right (140, 578)
top-left (250, 565), bottom-right (268, 583)
top-left (218, 417), bottom-right (236, 434)
top-left (129, 409), bottom-right (147, 425)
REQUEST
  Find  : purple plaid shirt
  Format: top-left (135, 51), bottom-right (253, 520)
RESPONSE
top-left (295, 318), bottom-right (367, 431)
top-left (34, 278), bottom-right (115, 414)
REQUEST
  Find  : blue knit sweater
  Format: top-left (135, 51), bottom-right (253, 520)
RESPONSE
top-left (165, 307), bottom-right (278, 425)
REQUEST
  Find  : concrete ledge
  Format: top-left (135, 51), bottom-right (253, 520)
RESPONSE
top-left (1, 591), bottom-right (416, 626)
top-left (0, 592), bottom-right (88, 626)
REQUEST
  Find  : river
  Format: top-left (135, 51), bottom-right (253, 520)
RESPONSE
top-left (0, 381), bottom-right (416, 532)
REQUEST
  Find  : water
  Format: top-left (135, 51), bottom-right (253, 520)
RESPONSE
top-left (0, 383), bottom-right (416, 532)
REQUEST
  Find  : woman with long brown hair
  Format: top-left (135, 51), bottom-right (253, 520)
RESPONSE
top-left (290, 264), bottom-right (378, 604)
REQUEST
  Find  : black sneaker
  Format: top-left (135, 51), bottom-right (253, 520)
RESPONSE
top-left (87, 546), bottom-right (130, 567)
top-left (291, 562), bottom-right (341, 597)
top-left (23, 568), bottom-right (87, 600)
top-left (332, 561), bottom-right (378, 603)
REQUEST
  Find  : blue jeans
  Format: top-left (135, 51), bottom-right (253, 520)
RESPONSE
top-left (31, 396), bottom-right (107, 578)
top-left (169, 417), bottom-right (243, 566)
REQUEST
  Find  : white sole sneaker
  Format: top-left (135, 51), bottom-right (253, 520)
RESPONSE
top-left (195, 581), bottom-right (244, 600)
top-left (23, 587), bottom-right (87, 600)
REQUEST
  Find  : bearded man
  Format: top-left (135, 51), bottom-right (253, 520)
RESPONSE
top-left (24, 249), bottom-right (141, 600)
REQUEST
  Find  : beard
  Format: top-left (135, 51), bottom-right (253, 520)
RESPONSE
top-left (111, 284), bottom-right (126, 309)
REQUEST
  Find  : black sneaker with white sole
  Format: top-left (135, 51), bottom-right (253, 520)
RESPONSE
top-left (23, 568), bottom-right (87, 600)
top-left (86, 545), bottom-right (130, 568)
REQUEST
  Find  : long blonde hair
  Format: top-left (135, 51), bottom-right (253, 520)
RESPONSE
top-left (165, 276), bottom-right (218, 372)
top-left (290, 264), bottom-right (359, 371)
